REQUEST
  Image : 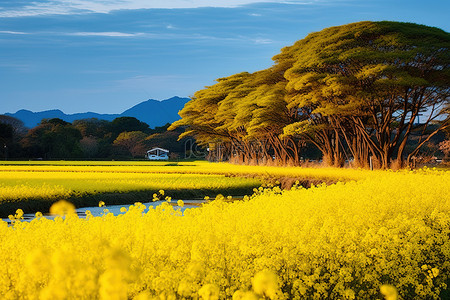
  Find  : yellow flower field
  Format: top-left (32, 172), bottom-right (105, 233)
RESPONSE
top-left (0, 164), bottom-right (449, 299)
top-left (0, 161), bottom-right (265, 215)
top-left (0, 160), bottom-right (369, 182)
top-left (0, 171), bottom-right (261, 202)
top-left (0, 161), bottom-right (367, 216)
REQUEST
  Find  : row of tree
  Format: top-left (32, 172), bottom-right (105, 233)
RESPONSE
top-left (0, 115), bottom-right (189, 160)
top-left (170, 21), bottom-right (450, 169)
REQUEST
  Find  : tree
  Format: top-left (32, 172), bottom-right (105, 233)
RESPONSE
top-left (439, 140), bottom-right (450, 163)
top-left (172, 21), bottom-right (449, 169)
top-left (73, 118), bottom-right (110, 139)
top-left (73, 118), bottom-right (114, 158)
top-left (0, 115), bottom-right (26, 134)
top-left (21, 118), bottom-right (83, 159)
top-left (113, 131), bottom-right (148, 158)
top-left (80, 136), bottom-right (99, 158)
top-left (110, 117), bottom-right (150, 138)
top-left (170, 72), bottom-right (252, 161)
top-left (0, 123), bottom-right (13, 140)
top-left (0, 115), bottom-right (26, 159)
top-left (281, 21), bottom-right (449, 168)
top-left (0, 123), bottom-right (13, 159)
top-left (145, 125), bottom-right (190, 156)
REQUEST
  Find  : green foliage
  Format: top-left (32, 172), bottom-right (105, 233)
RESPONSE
top-left (0, 123), bottom-right (13, 140)
top-left (0, 116), bottom-right (26, 159)
top-left (173, 21), bottom-right (450, 168)
top-left (0, 115), bottom-right (25, 135)
top-left (145, 127), bottom-right (189, 156)
top-left (110, 117), bottom-right (150, 137)
top-left (113, 131), bottom-right (148, 158)
top-left (280, 21), bottom-right (449, 167)
top-left (21, 118), bottom-right (83, 159)
top-left (73, 118), bottom-right (111, 139)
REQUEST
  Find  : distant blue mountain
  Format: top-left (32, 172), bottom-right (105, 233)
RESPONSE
top-left (6, 109), bottom-right (119, 128)
top-left (121, 97), bottom-right (189, 128)
top-left (4, 96), bottom-right (190, 128)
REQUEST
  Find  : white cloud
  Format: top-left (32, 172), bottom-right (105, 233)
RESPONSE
top-left (0, 30), bottom-right (28, 35)
top-left (0, 0), bottom-right (319, 17)
top-left (69, 31), bottom-right (145, 37)
top-left (252, 38), bottom-right (273, 44)
top-left (0, 3), bottom-right (84, 18)
top-left (0, 29), bottom-right (274, 43)
top-left (0, 30), bottom-right (147, 38)
top-left (67, 32), bottom-right (240, 41)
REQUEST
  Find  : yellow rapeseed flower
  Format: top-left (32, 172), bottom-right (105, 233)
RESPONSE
top-left (380, 284), bottom-right (398, 300)
top-left (0, 164), bottom-right (448, 299)
top-left (49, 200), bottom-right (76, 216)
top-left (15, 209), bottom-right (24, 219)
top-left (251, 270), bottom-right (279, 299)
top-left (198, 283), bottom-right (219, 300)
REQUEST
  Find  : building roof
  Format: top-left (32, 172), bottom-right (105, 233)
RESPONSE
top-left (147, 147), bottom-right (169, 153)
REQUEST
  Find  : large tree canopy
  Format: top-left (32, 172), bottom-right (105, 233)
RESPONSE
top-left (172, 21), bottom-right (449, 168)
top-left (113, 131), bottom-right (148, 158)
top-left (110, 117), bottom-right (150, 138)
top-left (21, 118), bottom-right (83, 159)
top-left (281, 21), bottom-right (450, 167)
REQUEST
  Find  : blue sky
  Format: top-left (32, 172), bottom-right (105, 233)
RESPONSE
top-left (1, 0), bottom-right (449, 114)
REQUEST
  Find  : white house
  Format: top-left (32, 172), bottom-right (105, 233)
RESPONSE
top-left (147, 147), bottom-right (169, 160)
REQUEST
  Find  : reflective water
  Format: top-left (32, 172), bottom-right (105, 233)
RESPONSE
top-left (2, 200), bottom-right (206, 223)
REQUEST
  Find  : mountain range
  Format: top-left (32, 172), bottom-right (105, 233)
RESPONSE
top-left (4, 96), bottom-right (190, 128)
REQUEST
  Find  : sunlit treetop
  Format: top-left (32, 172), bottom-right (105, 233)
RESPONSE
top-left (172, 21), bottom-right (449, 167)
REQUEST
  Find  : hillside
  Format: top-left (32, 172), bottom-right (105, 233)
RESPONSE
top-left (5, 96), bottom-right (190, 128)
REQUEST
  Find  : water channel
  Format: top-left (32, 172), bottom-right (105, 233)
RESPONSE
top-left (2, 199), bottom-right (206, 223)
